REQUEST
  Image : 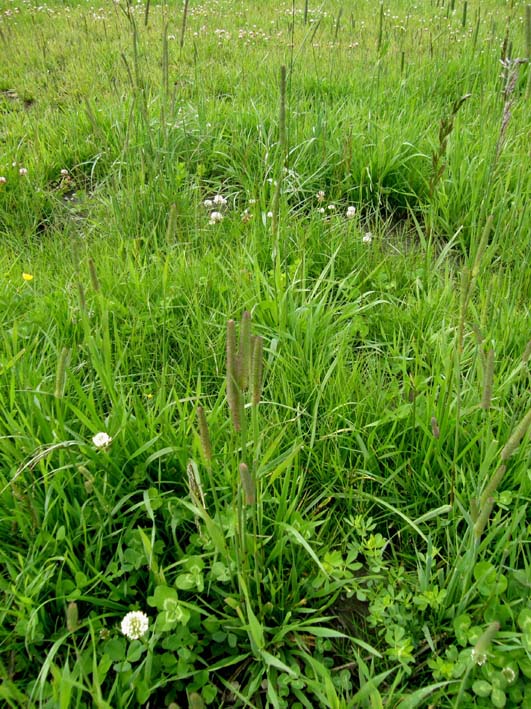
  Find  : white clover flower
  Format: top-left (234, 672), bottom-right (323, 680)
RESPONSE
top-left (248, 198), bottom-right (256, 205)
top-left (203, 199), bottom-right (213, 208)
top-left (92, 431), bottom-right (112, 448)
top-left (471, 648), bottom-right (487, 666)
top-left (60, 169), bottom-right (69, 177)
top-left (318, 207), bottom-right (325, 214)
top-left (209, 211), bottom-right (224, 224)
top-left (362, 232), bottom-right (373, 244)
top-left (502, 666), bottom-right (516, 683)
top-left (317, 190), bottom-right (325, 202)
top-left (213, 194), bottom-right (227, 207)
top-left (121, 611), bottom-right (149, 640)
top-left (346, 206), bottom-right (356, 218)
top-left (327, 204), bottom-right (336, 211)
top-left (19, 167), bottom-right (28, 176)
top-left (266, 211), bottom-right (273, 218)
top-left (0, 176), bottom-right (6, 185)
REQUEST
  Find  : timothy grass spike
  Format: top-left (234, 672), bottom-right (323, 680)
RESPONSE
top-left (480, 348), bottom-right (495, 410)
top-left (197, 406), bottom-right (213, 464)
top-left (237, 311), bottom-right (252, 391)
top-left (251, 336), bottom-right (264, 407)
top-left (226, 319), bottom-right (241, 432)
top-left (54, 347), bottom-right (71, 399)
top-left (479, 463), bottom-right (507, 510)
top-left (474, 495), bottom-right (496, 540)
top-left (500, 406), bottom-right (531, 462)
top-left (472, 622), bottom-right (500, 663)
top-left (88, 257), bottom-right (100, 292)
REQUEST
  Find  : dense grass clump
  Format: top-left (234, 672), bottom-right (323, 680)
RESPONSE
top-left (1, 0), bottom-right (531, 706)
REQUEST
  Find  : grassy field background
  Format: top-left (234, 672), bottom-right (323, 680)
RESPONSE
top-left (1, 0), bottom-right (531, 706)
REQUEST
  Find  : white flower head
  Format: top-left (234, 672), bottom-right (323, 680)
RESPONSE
top-left (362, 232), bottom-right (373, 244)
top-left (121, 611), bottom-right (149, 640)
top-left (209, 211), bottom-right (224, 224)
top-left (471, 648), bottom-right (487, 666)
top-left (346, 206), bottom-right (356, 218)
top-left (317, 190), bottom-right (325, 203)
top-left (266, 211), bottom-right (274, 219)
top-left (203, 199), bottom-right (213, 208)
top-left (92, 431), bottom-right (112, 448)
top-left (327, 204), bottom-right (336, 211)
top-left (0, 176), bottom-right (6, 185)
top-left (318, 207), bottom-right (325, 214)
top-left (213, 194), bottom-right (227, 207)
top-left (19, 167), bottom-right (28, 176)
top-left (502, 666), bottom-right (516, 683)
top-left (60, 169), bottom-right (69, 177)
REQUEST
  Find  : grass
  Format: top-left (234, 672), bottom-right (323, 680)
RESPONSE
top-left (1, 0), bottom-right (531, 706)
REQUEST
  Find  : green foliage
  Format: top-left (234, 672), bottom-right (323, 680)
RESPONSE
top-left (1, 0), bottom-right (531, 705)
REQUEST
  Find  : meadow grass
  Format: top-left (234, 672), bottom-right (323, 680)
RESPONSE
top-left (1, 0), bottom-right (531, 706)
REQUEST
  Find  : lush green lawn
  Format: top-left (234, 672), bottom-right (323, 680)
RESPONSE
top-left (1, 0), bottom-right (531, 706)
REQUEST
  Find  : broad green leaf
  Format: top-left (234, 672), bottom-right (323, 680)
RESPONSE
top-left (472, 680), bottom-right (492, 697)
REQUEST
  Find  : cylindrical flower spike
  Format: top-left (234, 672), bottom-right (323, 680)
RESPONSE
top-left (480, 349), bottom-right (495, 410)
top-left (251, 336), bottom-right (264, 406)
top-left (237, 311), bottom-right (252, 391)
top-left (226, 322), bottom-right (239, 430)
top-left (471, 621), bottom-right (500, 666)
top-left (226, 320), bottom-right (240, 431)
top-left (88, 257), bottom-right (100, 292)
top-left (500, 407), bottom-right (531, 462)
top-left (55, 347), bottom-right (70, 399)
top-left (473, 495), bottom-right (496, 540)
top-left (197, 406), bottom-right (212, 463)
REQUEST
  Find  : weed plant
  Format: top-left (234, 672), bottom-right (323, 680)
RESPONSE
top-left (1, 0), bottom-right (531, 706)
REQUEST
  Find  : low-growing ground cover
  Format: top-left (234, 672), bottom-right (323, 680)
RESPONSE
top-left (1, 0), bottom-right (531, 706)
